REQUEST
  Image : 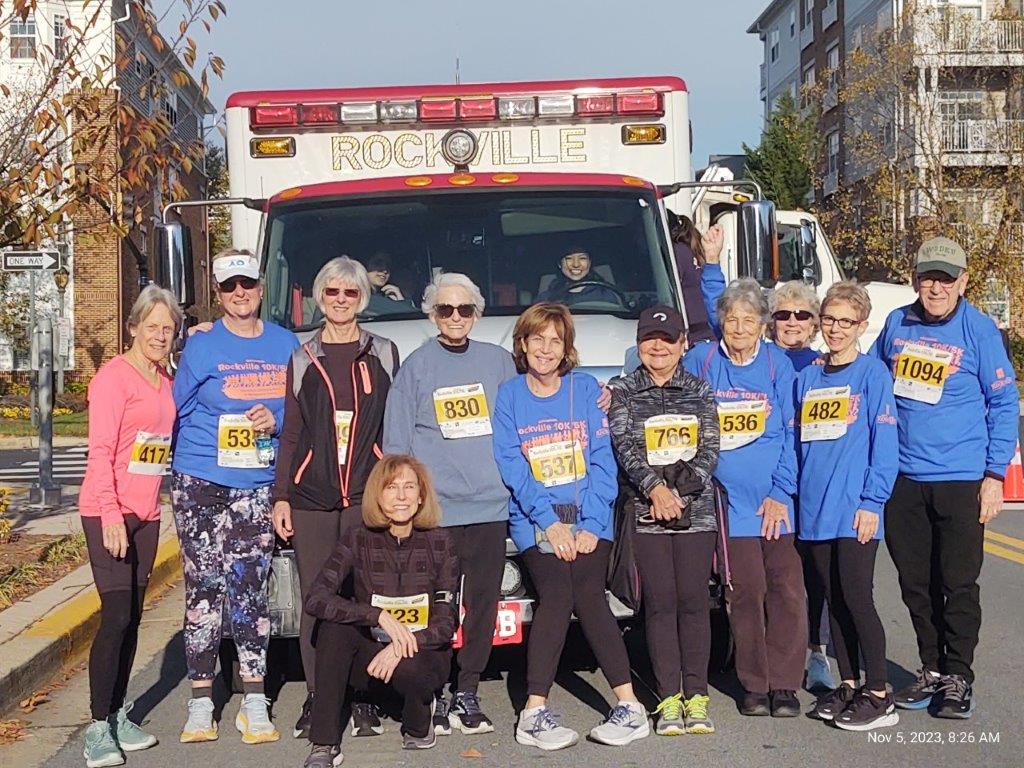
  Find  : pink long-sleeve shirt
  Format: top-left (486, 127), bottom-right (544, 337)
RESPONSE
top-left (79, 355), bottom-right (176, 527)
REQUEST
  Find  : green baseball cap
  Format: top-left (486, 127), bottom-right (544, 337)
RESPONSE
top-left (915, 236), bottom-right (967, 278)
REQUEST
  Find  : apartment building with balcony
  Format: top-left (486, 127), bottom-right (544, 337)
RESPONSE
top-left (0, 1), bottom-right (215, 376)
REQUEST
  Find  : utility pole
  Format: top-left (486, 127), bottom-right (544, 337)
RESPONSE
top-left (29, 318), bottom-right (61, 506)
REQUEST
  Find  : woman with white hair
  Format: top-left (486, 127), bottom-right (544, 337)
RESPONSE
top-left (769, 281), bottom-right (822, 372)
top-left (80, 285), bottom-right (182, 767)
top-left (383, 272), bottom-right (516, 736)
top-left (683, 278), bottom-right (807, 720)
top-left (271, 255), bottom-right (399, 739)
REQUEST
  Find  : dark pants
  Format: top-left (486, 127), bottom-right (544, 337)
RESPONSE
top-left (806, 539), bottom-right (887, 690)
top-left (293, 505), bottom-right (364, 691)
top-left (797, 538), bottom-right (831, 649)
top-left (521, 540), bottom-right (631, 697)
top-left (309, 621), bottom-right (450, 744)
top-left (885, 476), bottom-right (984, 683)
top-left (446, 521), bottom-right (507, 693)
top-left (726, 535), bottom-right (808, 694)
top-left (82, 514), bottom-right (159, 720)
top-left (634, 531), bottom-right (717, 699)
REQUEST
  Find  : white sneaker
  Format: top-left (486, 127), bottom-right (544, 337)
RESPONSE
top-left (235, 693), bottom-right (280, 744)
top-left (180, 697), bottom-right (218, 743)
top-left (515, 706), bottom-right (578, 751)
top-left (589, 701), bottom-right (650, 746)
top-left (806, 651), bottom-right (836, 692)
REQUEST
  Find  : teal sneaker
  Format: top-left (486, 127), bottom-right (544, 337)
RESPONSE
top-left (114, 701), bottom-right (158, 751)
top-left (83, 720), bottom-right (124, 768)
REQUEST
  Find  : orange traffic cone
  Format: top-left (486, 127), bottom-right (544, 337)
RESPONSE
top-left (1003, 442), bottom-right (1024, 502)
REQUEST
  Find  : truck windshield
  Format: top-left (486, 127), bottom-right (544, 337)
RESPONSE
top-left (261, 187), bottom-right (675, 329)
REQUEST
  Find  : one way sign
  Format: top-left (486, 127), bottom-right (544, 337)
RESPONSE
top-left (1, 250), bottom-right (62, 271)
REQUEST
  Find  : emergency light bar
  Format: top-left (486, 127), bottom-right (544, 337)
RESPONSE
top-left (249, 90), bottom-right (663, 129)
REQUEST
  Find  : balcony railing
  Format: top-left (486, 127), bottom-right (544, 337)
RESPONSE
top-left (937, 19), bottom-right (1024, 54)
top-left (822, 1), bottom-right (838, 30)
top-left (941, 119), bottom-right (1024, 153)
top-left (951, 222), bottom-right (1024, 254)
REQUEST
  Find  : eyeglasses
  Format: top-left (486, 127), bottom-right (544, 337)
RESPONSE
top-left (218, 277), bottom-right (259, 293)
top-left (772, 309), bottom-right (814, 322)
top-left (435, 303), bottom-right (476, 319)
top-left (820, 315), bottom-right (862, 329)
top-left (918, 275), bottom-right (958, 288)
top-left (324, 287), bottom-right (361, 299)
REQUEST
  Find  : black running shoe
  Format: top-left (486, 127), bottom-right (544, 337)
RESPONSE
top-left (769, 690), bottom-right (801, 718)
top-left (294, 693), bottom-right (313, 739)
top-left (813, 683), bottom-right (856, 721)
top-left (739, 691), bottom-right (770, 716)
top-left (894, 668), bottom-right (941, 710)
top-left (432, 693), bottom-right (452, 736)
top-left (349, 702), bottom-right (383, 737)
top-left (834, 688), bottom-right (899, 731)
top-left (934, 675), bottom-right (976, 719)
top-left (449, 691), bottom-right (495, 734)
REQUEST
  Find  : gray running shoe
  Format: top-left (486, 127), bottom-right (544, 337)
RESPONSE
top-left (516, 706), bottom-right (579, 751)
top-left (589, 702), bottom-right (650, 746)
top-left (303, 743), bottom-right (343, 767)
top-left (83, 720), bottom-right (124, 768)
top-left (113, 701), bottom-right (157, 752)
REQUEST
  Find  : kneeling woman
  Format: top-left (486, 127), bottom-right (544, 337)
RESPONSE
top-left (796, 282), bottom-right (899, 731)
top-left (493, 303), bottom-right (648, 751)
top-left (302, 455), bottom-right (458, 767)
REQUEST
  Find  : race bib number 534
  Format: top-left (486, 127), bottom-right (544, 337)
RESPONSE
top-left (217, 414), bottom-right (260, 468)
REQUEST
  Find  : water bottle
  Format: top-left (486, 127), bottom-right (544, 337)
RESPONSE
top-left (255, 430), bottom-right (274, 466)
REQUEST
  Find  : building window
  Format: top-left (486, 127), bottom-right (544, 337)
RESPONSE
top-left (827, 130), bottom-right (840, 174)
top-left (163, 89), bottom-right (178, 126)
top-left (770, 28), bottom-right (780, 63)
top-left (938, 90), bottom-right (986, 121)
top-left (804, 0), bottom-right (813, 29)
top-left (10, 14), bottom-right (37, 59)
top-left (826, 42), bottom-right (840, 72)
top-left (790, 7), bottom-right (797, 37)
top-left (801, 63), bottom-right (816, 108)
top-left (53, 15), bottom-right (66, 59)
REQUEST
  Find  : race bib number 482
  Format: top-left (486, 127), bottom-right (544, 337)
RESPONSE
top-left (894, 342), bottom-right (953, 404)
top-left (800, 385), bottom-right (851, 442)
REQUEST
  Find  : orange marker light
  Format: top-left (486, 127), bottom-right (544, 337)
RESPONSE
top-left (491, 173), bottom-right (519, 184)
top-left (449, 174), bottom-right (477, 186)
top-left (278, 186), bottom-right (303, 199)
top-left (405, 176), bottom-right (433, 187)
top-left (621, 176), bottom-right (647, 187)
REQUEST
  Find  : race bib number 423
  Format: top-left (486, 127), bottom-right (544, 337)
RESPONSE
top-left (717, 400), bottom-right (767, 451)
top-left (370, 593), bottom-right (429, 642)
top-left (433, 383), bottom-right (492, 439)
top-left (894, 342), bottom-right (953, 404)
top-left (644, 414), bottom-right (698, 465)
top-left (217, 414), bottom-right (260, 468)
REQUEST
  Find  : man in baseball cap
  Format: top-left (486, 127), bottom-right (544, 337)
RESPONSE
top-left (871, 236), bottom-right (1018, 718)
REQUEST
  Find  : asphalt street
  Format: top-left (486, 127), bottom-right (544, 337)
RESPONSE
top-left (5, 510), bottom-right (1023, 768)
top-left (0, 446), bottom-right (89, 486)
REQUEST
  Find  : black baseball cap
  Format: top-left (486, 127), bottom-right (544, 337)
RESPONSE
top-left (637, 304), bottom-right (685, 342)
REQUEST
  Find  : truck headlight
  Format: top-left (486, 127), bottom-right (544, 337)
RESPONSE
top-left (500, 560), bottom-right (522, 597)
top-left (441, 128), bottom-right (477, 166)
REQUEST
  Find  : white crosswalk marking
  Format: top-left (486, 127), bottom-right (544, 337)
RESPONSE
top-left (0, 446), bottom-right (89, 484)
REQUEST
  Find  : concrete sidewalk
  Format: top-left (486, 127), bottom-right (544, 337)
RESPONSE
top-left (0, 497), bottom-right (181, 715)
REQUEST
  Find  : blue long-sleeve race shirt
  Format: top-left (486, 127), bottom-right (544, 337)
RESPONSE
top-left (492, 372), bottom-right (618, 553)
top-left (701, 263), bottom-right (727, 337)
top-left (683, 340), bottom-right (798, 537)
top-left (795, 354), bottom-right (899, 540)
top-left (871, 299), bottom-right (1018, 482)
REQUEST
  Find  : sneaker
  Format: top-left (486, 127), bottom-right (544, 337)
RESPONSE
top-left (349, 702), bottom-right (384, 737)
top-left (235, 693), bottom-right (280, 744)
top-left (432, 693), bottom-right (452, 736)
top-left (813, 682), bottom-right (856, 721)
top-left (834, 688), bottom-right (899, 731)
top-left (589, 701), bottom-right (650, 746)
top-left (83, 720), bottom-right (125, 768)
top-left (683, 693), bottom-right (715, 734)
top-left (304, 743), bottom-right (344, 768)
top-left (113, 701), bottom-right (158, 751)
top-left (294, 693), bottom-right (314, 739)
top-left (653, 694), bottom-right (685, 736)
top-left (402, 727), bottom-right (437, 750)
top-left (769, 690), bottom-right (800, 718)
top-left (894, 668), bottom-right (942, 710)
top-left (806, 651), bottom-right (836, 692)
top-left (449, 690), bottom-right (495, 734)
top-left (738, 691), bottom-right (770, 717)
top-left (180, 696), bottom-right (218, 743)
top-left (934, 674), bottom-right (976, 719)
top-left (515, 706), bottom-right (579, 751)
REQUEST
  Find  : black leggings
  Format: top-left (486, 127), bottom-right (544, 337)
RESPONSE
top-left (309, 621), bottom-right (450, 743)
top-left (634, 531), bottom-right (717, 698)
top-left (798, 539), bottom-right (831, 649)
top-left (521, 540), bottom-right (631, 698)
top-left (806, 538), bottom-right (887, 690)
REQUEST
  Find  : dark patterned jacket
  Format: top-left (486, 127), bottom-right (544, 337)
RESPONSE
top-left (304, 525), bottom-right (458, 650)
top-left (609, 364), bottom-right (720, 533)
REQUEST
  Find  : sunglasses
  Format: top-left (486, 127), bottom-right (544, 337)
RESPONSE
top-left (218, 276), bottom-right (259, 293)
top-left (435, 303), bottom-right (476, 319)
top-left (772, 309), bottom-right (814, 322)
top-left (324, 287), bottom-right (361, 299)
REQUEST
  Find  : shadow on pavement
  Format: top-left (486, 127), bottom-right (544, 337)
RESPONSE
top-left (133, 630), bottom-right (187, 722)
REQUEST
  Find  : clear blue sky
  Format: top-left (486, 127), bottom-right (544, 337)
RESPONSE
top-left (173, 0), bottom-right (768, 165)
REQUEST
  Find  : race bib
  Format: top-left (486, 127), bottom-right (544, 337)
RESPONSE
top-left (335, 410), bottom-right (354, 465)
top-left (644, 414), bottom-right (698, 465)
top-left (893, 342), bottom-right (953, 404)
top-left (800, 386), bottom-right (851, 442)
top-left (433, 383), bottom-right (492, 439)
top-left (371, 593), bottom-right (429, 642)
top-left (127, 431), bottom-right (171, 475)
top-left (717, 400), bottom-right (767, 451)
top-left (527, 440), bottom-right (586, 488)
top-left (217, 414), bottom-right (260, 468)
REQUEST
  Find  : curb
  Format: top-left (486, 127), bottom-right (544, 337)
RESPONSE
top-left (0, 534), bottom-right (181, 715)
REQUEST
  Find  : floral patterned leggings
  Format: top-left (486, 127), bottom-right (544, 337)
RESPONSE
top-left (171, 472), bottom-right (275, 680)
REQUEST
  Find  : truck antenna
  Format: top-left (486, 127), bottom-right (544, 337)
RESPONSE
top-left (455, 56), bottom-right (460, 85)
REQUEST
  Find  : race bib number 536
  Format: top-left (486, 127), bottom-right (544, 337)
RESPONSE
top-left (717, 401), bottom-right (767, 451)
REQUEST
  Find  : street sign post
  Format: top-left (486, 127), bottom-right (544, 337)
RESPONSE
top-left (0, 250), bottom-right (62, 271)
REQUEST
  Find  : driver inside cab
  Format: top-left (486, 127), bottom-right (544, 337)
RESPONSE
top-left (538, 248), bottom-right (620, 306)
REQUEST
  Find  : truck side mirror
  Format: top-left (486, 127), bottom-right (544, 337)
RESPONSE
top-left (799, 218), bottom-right (820, 285)
top-left (737, 199), bottom-right (778, 288)
top-left (154, 222), bottom-right (195, 308)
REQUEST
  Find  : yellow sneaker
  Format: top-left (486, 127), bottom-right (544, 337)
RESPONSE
top-left (235, 693), bottom-right (280, 744)
top-left (180, 697), bottom-right (218, 743)
top-left (653, 694), bottom-right (685, 736)
top-left (683, 693), bottom-right (715, 734)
